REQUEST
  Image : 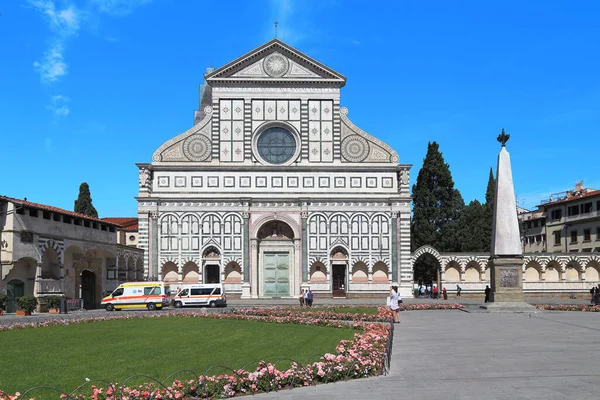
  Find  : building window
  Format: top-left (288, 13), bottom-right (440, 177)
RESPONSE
top-left (43, 211), bottom-right (51, 220)
top-left (584, 229), bottom-right (591, 241)
top-left (541, 219), bottom-right (546, 226)
top-left (567, 205), bottom-right (579, 217)
top-left (553, 231), bottom-right (561, 246)
top-left (28, 208), bottom-right (38, 217)
top-left (53, 213), bottom-right (61, 222)
top-left (536, 234), bottom-right (542, 243)
top-left (256, 127), bottom-right (297, 164)
top-left (582, 202), bottom-right (592, 214)
top-left (570, 230), bottom-right (578, 243)
top-left (533, 220), bottom-right (539, 228)
top-left (129, 235), bottom-right (136, 241)
top-left (596, 227), bottom-right (600, 241)
top-left (542, 233), bottom-right (546, 242)
top-left (551, 209), bottom-right (562, 221)
top-left (597, 200), bottom-right (600, 211)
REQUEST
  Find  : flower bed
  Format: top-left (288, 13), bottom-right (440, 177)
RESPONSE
top-left (230, 306), bottom-right (393, 323)
top-left (399, 303), bottom-right (464, 311)
top-left (535, 304), bottom-right (600, 312)
top-left (0, 313), bottom-right (390, 399)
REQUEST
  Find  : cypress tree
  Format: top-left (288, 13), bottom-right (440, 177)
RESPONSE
top-left (74, 182), bottom-right (98, 218)
top-left (483, 168), bottom-right (496, 251)
top-left (411, 142), bottom-right (464, 251)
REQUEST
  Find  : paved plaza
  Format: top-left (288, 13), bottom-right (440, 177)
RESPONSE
top-left (256, 309), bottom-right (600, 400)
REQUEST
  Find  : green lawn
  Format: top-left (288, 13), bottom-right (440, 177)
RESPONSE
top-left (0, 317), bottom-right (354, 396)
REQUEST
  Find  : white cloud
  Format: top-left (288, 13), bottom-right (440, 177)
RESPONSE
top-left (90, 0), bottom-right (153, 16)
top-left (48, 95), bottom-right (70, 117)
top-left (29, 1), bottom-right (81, 84)
top-left (33, 45), bottom-right (67, 83)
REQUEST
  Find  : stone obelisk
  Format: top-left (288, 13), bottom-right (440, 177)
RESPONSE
top-left (482, 129), bottom-right (535, 312)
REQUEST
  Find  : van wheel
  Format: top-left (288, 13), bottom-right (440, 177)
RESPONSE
top-left (147, 303), bottom-right (157, 311)
top-left (105, 304), bottom-right (114, 311)
top-left (174, 301), bottom-right (183, 308)
top-left (209, 301), bottom-right (216, 308)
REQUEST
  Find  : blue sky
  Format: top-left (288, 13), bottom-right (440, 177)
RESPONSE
top-left (1, 0), bottom-right (599, 217)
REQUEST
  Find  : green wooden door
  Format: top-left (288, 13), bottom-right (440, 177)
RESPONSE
top-left (263, 253), bottom-right (289, 297)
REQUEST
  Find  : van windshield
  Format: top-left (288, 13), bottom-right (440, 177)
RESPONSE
top-left (179, 289), bottom-right (189, 296)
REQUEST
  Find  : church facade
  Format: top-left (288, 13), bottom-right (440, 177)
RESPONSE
top-left (137, 39), bottom-right (413, 298)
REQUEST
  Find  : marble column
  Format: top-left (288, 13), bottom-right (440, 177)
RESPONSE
top-left (241, 213), bottom-right (251, 298)
top-left (391, 212), bottom-right (398, 283)
top-left (151, 212), bottom-right (159, 280)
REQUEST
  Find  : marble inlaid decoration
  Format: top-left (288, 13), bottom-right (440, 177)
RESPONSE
top-left (191, 176), bottom-right (203, 187)
top-left (175, 176), bottom-right (186, 187)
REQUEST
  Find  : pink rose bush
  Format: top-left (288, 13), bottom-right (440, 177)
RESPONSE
top-left (0, 312), bottom-right (390, 399)
top-left (535, 304), bottom-right (600, 312)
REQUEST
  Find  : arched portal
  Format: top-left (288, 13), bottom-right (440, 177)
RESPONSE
top-left (256, 220), bottom-right (296, 297)
top-left (203, 246), bottom-right (221, 283)
top-left (81, 270), bottom-right (97, 310)
top-left (330, 246), bottom-right (348, 297)
top-left (412, 246), bottom-right (443, 295)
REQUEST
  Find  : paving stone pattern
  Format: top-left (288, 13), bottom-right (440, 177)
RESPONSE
top-left (256, 310), bottom-right (600, 399)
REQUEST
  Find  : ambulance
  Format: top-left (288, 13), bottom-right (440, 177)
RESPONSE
top-left (171, 283), bottom-right (227, 308)
top-left (102, 282), bottom-right (171, 311)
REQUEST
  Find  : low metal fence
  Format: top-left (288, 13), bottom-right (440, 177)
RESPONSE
top-left (8, 351), bottom-right (389, 400)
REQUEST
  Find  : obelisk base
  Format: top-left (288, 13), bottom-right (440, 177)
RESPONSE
top-left (480, 257), bottom-right (537, 312)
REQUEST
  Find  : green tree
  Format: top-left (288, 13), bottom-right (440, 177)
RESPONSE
top-left (74, 182), bottom-right (98, 218)
top-left (411, 142), bottom-right (464, 251)
top-left (411, 142), bottom-right (465, 284)
top-left (458, 200), bottom-right (486, 252)
top-left (483, 168), bottom-right (496, 251)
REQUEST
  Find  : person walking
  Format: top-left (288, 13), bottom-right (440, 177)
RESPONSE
top-left (456, 285), bottom-right (462, 298)
top-left (432, 285), bottom-right (438, 299)
top-left (388, 286), bottom-right (401, 323)
top-left (299, 289), bottom-right (305, 307)
top-left (484, 285), bottom-right (491, 303)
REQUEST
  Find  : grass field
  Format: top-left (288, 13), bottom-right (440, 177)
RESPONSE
top-left (0, 316), bottom-right (355, 395)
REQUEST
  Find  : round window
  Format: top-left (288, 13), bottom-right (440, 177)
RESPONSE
top-left (129, 235), bottom-right (136, 241)
top-left (256, 127), bottom-right (297, 164)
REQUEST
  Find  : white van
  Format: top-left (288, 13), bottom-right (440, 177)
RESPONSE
top-left (172, 283), bottom-right (227, 308)
top-left (101, 282), bottom-right (171, 311)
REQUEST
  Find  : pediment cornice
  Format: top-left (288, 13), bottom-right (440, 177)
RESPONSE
top-left (205, 39), bottom-right (346, 87)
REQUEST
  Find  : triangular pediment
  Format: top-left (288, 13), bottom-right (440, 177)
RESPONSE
top-left (205, 39), bottom-right (346, 87)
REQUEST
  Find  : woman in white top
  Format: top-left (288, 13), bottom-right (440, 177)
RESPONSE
top-left (389, 285), bottom-right (401, 323)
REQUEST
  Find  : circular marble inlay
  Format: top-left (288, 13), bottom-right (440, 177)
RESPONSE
top-left (183, 134), bottom-right (211, 162)
top-left (341, 135), bottom-right (370, 162)
top-left (263, 52), bottom-right (290, 78)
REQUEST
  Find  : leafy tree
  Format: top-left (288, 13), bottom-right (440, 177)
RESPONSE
top-left (483, 168), bottom-right (496, 251)
top-left (411, 142), bottom-right (464, 283)
top-left (458, 200), bottom-right (486, 252)
top-left (74, 182), bottom-right (98, 218)
top-left (411, 142), bottom-right (464, 251)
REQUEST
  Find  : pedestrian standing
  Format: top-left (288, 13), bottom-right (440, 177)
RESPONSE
top-left (388, 286), bottom-right (401, 323)
top-left (299, 289), bottom-right (305, 307)
top-left (303, 288), bottom-right (309, 306)
top-left (307, 289), bottom-right (313, 307)
top-left (484, 285), bottom-right (491, 303)
top-left (443, 287), bottom-right (448, 300)
top-left (456, 285), bottom-right (462, 298)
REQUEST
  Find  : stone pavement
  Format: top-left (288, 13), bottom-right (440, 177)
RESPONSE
top-left (255, 310), bottom-right (600, 399)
